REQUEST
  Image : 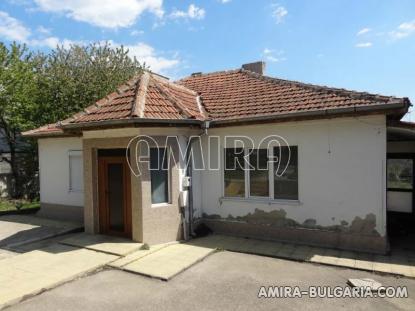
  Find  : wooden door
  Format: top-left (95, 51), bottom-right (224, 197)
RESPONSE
top-left (98, 156), bottom-right (132, 238)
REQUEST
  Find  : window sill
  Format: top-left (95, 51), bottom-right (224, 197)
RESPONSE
top-left (151, 202), bottom-right (171, 208)
top-left (68, 190), bottom-right (83, 194)
top-left (219, 197), bottom-right (302, 206)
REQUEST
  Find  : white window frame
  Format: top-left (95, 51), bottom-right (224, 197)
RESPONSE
top-left (247, 148), bottom-right (270, 199)
top-left (150, 147), bottom-right (171, 207)
top-left (222, 147), bottom-right (247, 198)
top-left (68, 150), bottom-right (83, 193)
top-left (222, 146), bottom-right (299, 202)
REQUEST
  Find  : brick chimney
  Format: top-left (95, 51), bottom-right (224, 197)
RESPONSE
top-left (242, 61), bottom-right (266, 75)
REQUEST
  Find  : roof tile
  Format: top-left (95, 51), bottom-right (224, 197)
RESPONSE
top-left (179, 69), bottom-right (402, 121)
top-left (24, 67), bottom-right (408, 136)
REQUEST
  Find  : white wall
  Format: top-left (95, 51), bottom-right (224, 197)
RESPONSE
top-left (196, 115), bottom-right (387, 236)
top-left (38, 137), bottom-right (84, 207)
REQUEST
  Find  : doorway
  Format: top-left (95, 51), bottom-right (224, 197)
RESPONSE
top-left (387, 153), bottom-right (415, 251)
top-left (98, 150), bottom-right (132, 238)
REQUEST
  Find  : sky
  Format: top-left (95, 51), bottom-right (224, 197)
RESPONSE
top-left (0, 0), bottom-right (415, 119)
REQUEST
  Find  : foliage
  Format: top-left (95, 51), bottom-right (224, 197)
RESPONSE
top-left (0, 199), bottom-right (40, 212)
top-left (0, 41), bottom-right (144, 199)
top-left (36, 42), bottom-right (144, 124)
top-left (0, 43), bottom-right (39, 198)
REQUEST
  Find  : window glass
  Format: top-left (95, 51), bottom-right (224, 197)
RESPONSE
top-left (249, 149), bottom-right (269, 197)
top-left (387, 158), bottom-right (413, 190)
top-left (274, 146), bottom-right (298, 200)
top-left (150, 148), bottom-right (169, 204)
top-left (224, 148), bottom-right (245, 197)
top-left (69, 151), bottom-right (83, 192)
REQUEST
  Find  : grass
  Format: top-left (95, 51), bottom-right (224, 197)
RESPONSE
top-left (0, 199), bottom-right (40, 213)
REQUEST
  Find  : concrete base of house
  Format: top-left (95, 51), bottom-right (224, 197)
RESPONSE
top-left (202, 219), bottom-right (388, 254)
top-left (38, 203), bottom-right (84, 223)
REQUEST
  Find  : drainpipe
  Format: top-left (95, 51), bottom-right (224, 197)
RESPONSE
top-left (186, 120), bottom-right (210, 237)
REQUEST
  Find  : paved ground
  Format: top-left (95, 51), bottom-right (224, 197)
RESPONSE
top-left (0, 243), bottom-right (117, 308)
top-left (60, 233), bottom-right (215, 280)
top-left (0, 233), bottom-right (214, 308)
top-left (0, 215), bottom-right (82, 250)
top-left (2, 231), bottom-right (415, 309)
top-left (119, 243), bottom-right (216, 280)
top-left (60, 233), bottom-right (144, 256)
top-left (192, 235), bottom-right (415, 278)
top-left (7, 251), bottom-right (415, 311)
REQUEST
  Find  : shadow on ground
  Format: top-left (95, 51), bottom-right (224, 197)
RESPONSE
top-left (0, 214), bottom-right (83, 255)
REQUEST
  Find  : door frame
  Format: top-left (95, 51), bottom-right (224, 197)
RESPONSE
top-left (387, 152), bottom-right (415, 212)
top-left (98, 156), bottom-right (132, 238)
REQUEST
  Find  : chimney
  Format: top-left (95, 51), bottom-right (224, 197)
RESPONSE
top-left (242, 61), bottom-right (266, 75)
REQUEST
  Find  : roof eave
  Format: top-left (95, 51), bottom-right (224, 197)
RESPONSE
top-left (21, 131), bottom-right (75, 138)
top-left (210, 101), bottom-right (409, 126)
top-left (25, 100), bottom-right (410, 136)
top-left (60, 117), bottom-right (204, 131)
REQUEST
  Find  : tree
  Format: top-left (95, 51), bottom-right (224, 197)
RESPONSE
top-left (0, 41), bottom-right (144, 198)
top-left (0, 43), bottom-right (39, 198)
top-left (36, 42), bottom-right (144, 124)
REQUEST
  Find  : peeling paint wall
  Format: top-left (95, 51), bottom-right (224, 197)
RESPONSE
top-left (195, 115), bottom-right (387, 242)
top-left (203, 209), bottom-right (380, 236)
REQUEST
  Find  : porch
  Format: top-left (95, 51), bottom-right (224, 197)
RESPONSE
top-left (81, 127), bottom-right (195, 245)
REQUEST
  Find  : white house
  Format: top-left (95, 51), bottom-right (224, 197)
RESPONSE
top-left (23, 62), bottom-right (414, 253)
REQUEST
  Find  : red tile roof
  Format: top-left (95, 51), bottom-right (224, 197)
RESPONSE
top-left (178, 69), bottom-right (406, 121)
top-left (22, 123), bottom-right (65, 137)
top-left (65, 72), bottom-right (205, 124)
top-left (24, 67), bottom-right (409, 137)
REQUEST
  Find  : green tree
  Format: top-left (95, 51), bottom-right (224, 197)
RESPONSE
top-left (0, 41), bottom-right (144, 198)
top-left (36, 42), bottom-right (144, 124)
top-left (0, 43), bottom-right (39, 198)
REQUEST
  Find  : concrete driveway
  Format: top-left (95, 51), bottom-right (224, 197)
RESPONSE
top-left (0, 215), bottom-right (82, 252)
top-left (7, 251), bottom-right (415, 311)
top-left (0, 231), bottom-right (215, 309)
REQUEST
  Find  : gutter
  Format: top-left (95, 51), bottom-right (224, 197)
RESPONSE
top-left (57, 100), bottom-right (408, 132)
top-left (186, 121), bottom-right (210, 238)
top-left (209, 101), bottom-right (408, 126)
top-left (60, 117), bottom-right (203, 130)
top-left (22, 131), bottom-right (79, 138)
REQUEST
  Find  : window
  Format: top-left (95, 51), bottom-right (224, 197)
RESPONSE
top-left (274, 146), bottom-right (298, 200)
top-left (387, 158), bottom-right (413, 190)
top-left (69, 150), bottom-right (83, 192)
top-left (249, 149), bottom-right (269, 197)
top-left (223, 146), bottom-right (298, 201)
top-left (224, 148), bottom-right (245, 197)
top-left (150, 148), bottom-right (169, 204)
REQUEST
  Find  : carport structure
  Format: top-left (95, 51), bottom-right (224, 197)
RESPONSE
top-left (387, 121), bottom-right (415, 252)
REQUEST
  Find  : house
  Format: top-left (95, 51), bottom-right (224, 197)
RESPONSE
top-left (23, 61), bottom-right (415, 254)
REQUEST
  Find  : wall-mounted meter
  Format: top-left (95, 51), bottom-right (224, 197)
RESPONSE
top-left (182, 176), bottom-right (191, 188)
top-left (179, 191), bottom-right (189, 207)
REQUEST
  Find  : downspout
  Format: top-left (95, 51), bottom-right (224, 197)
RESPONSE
top-left (186, 120), bottom-right (210, 237)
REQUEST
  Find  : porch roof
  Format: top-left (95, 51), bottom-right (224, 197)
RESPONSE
top-left (387, 120), bottom-right (415, 141)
